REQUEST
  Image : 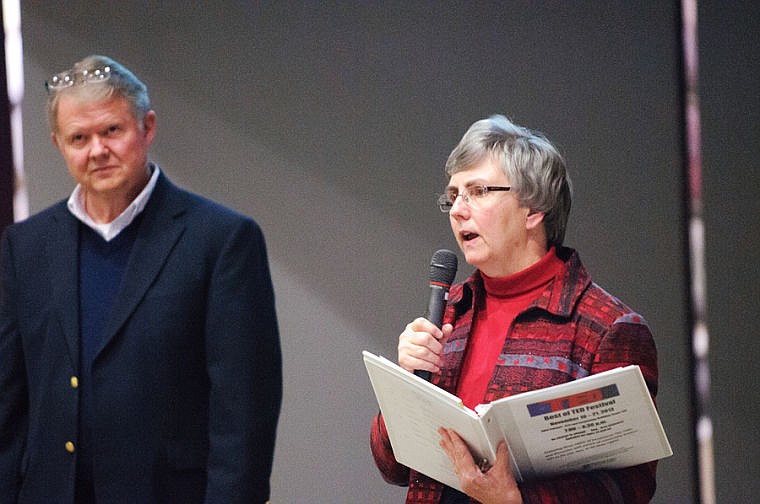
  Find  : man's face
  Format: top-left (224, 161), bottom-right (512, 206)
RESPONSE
top-left (52, 94), bottom-right (156, 207)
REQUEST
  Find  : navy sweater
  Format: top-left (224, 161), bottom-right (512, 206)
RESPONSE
top-left (76, 219), bottom-right (140, 498)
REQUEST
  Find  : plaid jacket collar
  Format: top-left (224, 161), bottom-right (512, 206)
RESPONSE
top-left (435, 247), bottom-right (593, 396)
top-left (447, 246), bottom-right (592, 321)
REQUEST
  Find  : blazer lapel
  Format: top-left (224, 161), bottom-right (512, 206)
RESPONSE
top-left (47, 205), bottom-right (82, 370)
top-left (94, 174), bottom-right (187, 361)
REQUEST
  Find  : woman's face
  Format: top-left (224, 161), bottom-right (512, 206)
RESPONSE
top-left (447, 158), bottom-right (537, 277)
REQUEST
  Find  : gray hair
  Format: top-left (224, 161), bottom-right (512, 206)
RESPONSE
top-left (46, 55), bottom-right (151, 133)
top-left (445, 115), bottom-right (573, 248)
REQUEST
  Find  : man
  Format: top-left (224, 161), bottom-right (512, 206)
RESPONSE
top-left (0, 55), bottom-right (282, 503)
top-left (371, 115), bottom-right (659, 503)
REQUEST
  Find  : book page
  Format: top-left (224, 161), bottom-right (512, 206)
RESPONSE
top-left (485, 365), bottom-right (672, 480)
top-left (363, 352), bottom-right (497, 492)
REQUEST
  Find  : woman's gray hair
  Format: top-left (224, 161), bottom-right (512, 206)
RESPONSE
top-left (445, 115), bottom-right (573, 248)
top-left (46, 55), bottom-right (151, 133)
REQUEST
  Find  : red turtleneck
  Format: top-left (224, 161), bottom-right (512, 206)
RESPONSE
top-left (456, 247), bottom-right (564, 409)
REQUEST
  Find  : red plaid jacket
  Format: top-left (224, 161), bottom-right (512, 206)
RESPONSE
top-left (371, 247), bottom-right (659, 504)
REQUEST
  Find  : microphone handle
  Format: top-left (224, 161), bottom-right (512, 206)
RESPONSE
top-left (414, 369), bottom-right (432, 380)
top-left (426, 284), bottom-right (448, 328)
top-left (414, 284), bottom-right (448, 381)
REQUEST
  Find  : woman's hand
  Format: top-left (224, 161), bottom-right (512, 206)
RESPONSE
top-left (397, 317), bottom-right (453, 373)
top-left (438, 428), bottom-right (523, 504)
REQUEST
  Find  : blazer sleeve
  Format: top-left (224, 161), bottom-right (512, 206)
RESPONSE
top-left (0, 229), bottom-right (28, 502)
top-left (202, 218), bottom-right (282, 503)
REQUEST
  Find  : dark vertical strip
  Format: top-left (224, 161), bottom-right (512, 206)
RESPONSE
top-left (0, 7), bottom-right (16, 233)
top-left (678, 1), bottom-right (715, 503)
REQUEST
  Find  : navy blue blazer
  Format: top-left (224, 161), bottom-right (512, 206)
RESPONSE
top-left (0, 172), bottom-right (282, 503)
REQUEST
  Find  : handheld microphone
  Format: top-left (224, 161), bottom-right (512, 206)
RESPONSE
top-left (415, 249), bottom-right (458, 381)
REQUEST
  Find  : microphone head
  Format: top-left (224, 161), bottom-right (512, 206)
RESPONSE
top-left (429, 249), bottom-right (458, 287)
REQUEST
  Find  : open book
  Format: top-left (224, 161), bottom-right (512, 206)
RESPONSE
top-left (364, 351), bottom-right (671, 491)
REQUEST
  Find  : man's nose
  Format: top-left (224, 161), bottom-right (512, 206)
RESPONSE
top-left (89, 135), bottom-right (109, 157)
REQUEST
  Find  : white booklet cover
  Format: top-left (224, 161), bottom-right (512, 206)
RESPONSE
top-left (363, 351), bottom-right (672, 492)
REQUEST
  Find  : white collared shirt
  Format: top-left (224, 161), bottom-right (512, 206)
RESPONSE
top-left (67, 164), bottom-right (161, 242)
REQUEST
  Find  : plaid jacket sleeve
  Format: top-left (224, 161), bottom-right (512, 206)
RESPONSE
top-left (519, 305), bottom-right (660, 504)
top-left (370, 412), bottom-right (410, 486)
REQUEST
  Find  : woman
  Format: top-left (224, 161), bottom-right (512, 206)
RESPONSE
top-left (371, 115), bottom-right (659, 504)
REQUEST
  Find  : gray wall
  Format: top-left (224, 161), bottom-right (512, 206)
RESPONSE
top-left (18, 2), bottom-right (759, 503)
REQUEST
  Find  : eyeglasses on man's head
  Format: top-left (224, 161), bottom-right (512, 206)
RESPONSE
top-left (45, 65), bottom-right (111, 93)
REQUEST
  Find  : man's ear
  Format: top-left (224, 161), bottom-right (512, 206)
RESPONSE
top-left (142, 110), bottom-right (157, 144)
top-left (51, 131), bottom-right (62, 151)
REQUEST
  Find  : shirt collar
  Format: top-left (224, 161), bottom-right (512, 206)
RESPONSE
top-left (67, 164), bottom-right (161, 242)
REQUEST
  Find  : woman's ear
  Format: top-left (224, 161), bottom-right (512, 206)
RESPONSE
top-left (525, 211), bottom-right (545, 230)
